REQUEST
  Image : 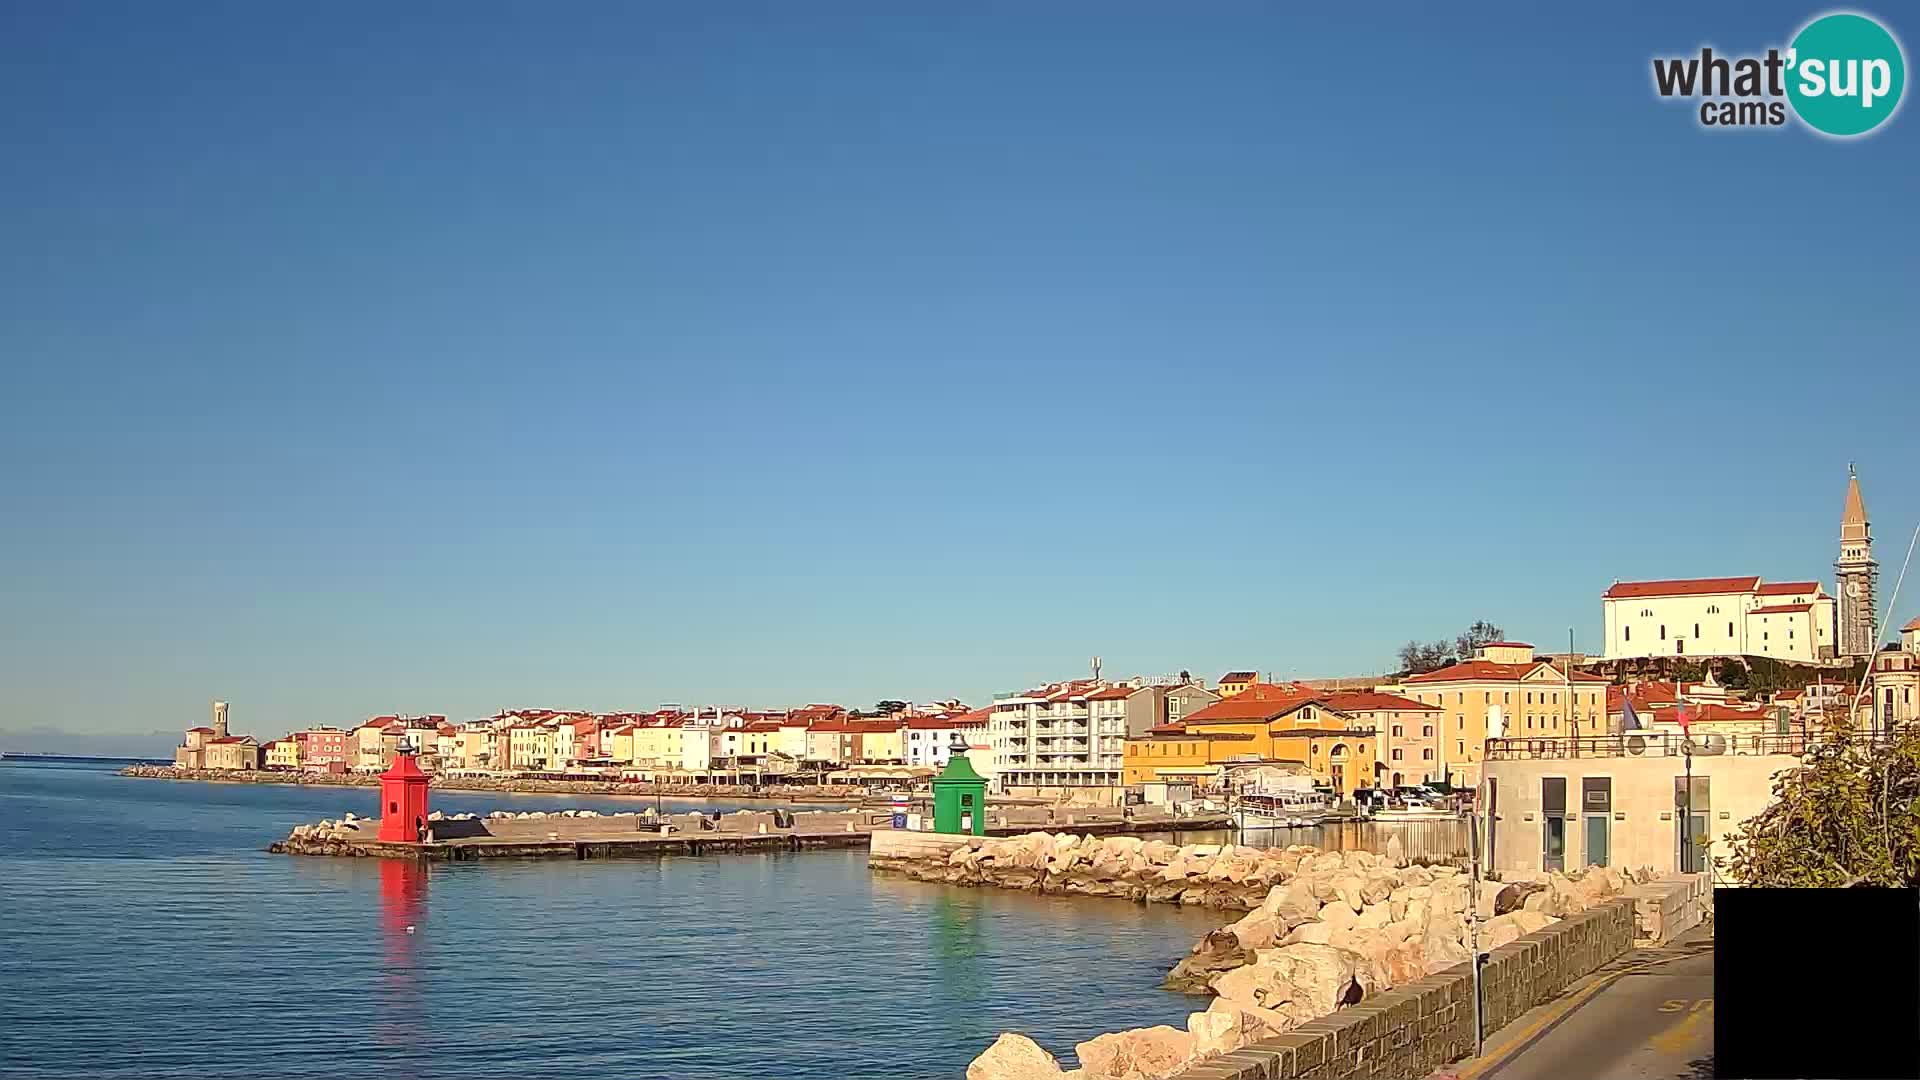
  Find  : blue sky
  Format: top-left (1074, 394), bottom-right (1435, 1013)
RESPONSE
top-left (2, 2), bottom-right (1915, 745)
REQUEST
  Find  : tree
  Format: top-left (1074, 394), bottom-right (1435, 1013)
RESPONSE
top-left (1397, 639), bottom-right (1455, 675)
top-left (1454, 620), bottom-right (1506, 660)
top-left (1724, 719), bottom-right (1920, 887)
top-left (873, 700), bottom-right (910, 717)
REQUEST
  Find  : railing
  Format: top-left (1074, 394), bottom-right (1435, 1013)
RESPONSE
top-left (1483, 732), bottom-right (1809, 760)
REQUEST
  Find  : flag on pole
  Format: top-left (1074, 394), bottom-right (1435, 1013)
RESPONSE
top-left (1621, 696), bottom-right (1643, 731)
top-left (1675, 701), bottom-right (1691, 737)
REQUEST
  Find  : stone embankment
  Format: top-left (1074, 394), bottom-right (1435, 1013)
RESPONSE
top-left (871, 832), bottom-right (1455, 911)
top-left (120, 765), bottom-right (854, 802)
top-left (959, 836), bottom-right (1673, 1080)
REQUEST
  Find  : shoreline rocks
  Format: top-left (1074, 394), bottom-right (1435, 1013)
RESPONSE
top-left (873, 834), bottom-right (1446, 913)
top-left (967, 845), bottom-right (1667, 1080)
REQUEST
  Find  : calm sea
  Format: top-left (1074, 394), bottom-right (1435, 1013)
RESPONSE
top-left (0, 761), bottom-right (1227, 1079)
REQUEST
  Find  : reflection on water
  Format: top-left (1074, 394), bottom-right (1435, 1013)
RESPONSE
top-left (377, 860), bottom-right (428, 1047)
top-left (932, 893), bottom-right (985, 1005)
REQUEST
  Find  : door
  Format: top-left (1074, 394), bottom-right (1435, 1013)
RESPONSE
top-left (1543, 816), bottom-right (1567, 873)
top-left (1673, 775), bottom-right (1711, 873)
top-left (1584, 814), bottom-right (1610, 868)
top-left (1676, 813), bottom-right (1707, 872)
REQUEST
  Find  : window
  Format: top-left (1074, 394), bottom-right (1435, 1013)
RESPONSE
top-left (1391, 749), bottom-right (1403, 761)
top-left (1456, 692), bottom-right (1464, 704)
top-left (1694, 623), bottom-right (1700, 637)
top-left (1504, 692), bottom-right (1511, 704)
top-left (1526, 717), bottom-right (1534, 729)
top-left (1423, 749), bottom-right (1433, 760)
top-left (1641, 608), bottom-right (1653, 617)
top-left (1526, 692), bottom-right (1533, 705)
top-left (1660, 625), bottom-right (1667, 640)
top-left (1457, 740), bottom-right (1466, 754)
top-left (1422, 724), bottom-right (1433, 737)
top-left (1625, 626), bottom-right (1631, 642)
top-left (1707, 605), bottom-right (1719, 614)
top-left (1391, 724), bottom-right (1403, 737)
top-left (1728, 622), bottom-right (1734, 637)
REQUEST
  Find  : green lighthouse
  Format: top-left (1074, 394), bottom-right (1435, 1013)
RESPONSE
top-left (931, 732), bottom-right (988, 835)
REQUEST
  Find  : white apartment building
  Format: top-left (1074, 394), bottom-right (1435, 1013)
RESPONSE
top-left (988, 680), bottom-right (1127, 789)
top-left (905, 708), bottom-right (991, 768)
top-left (1601, 577), bottom-right (1837, 663)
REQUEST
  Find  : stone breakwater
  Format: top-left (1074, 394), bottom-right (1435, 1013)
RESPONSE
top-left (272, 805), bottom-right (882, 859)
top-left (943, 835), bottom-right (1665, 1080)
top-left (870, 832), bottom-right (1459, 912)
top-left (118, 765), bottom-right (853, 802)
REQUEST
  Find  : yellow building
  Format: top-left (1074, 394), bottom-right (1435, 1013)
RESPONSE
top-left (265, 739), bottom-right (300, 770)
top-left (508, 725), bottom-right (555, 770)
top-left (604, 725), bottom-right (637, 765)
top-left (1148, 685), bottom-right (1380, 797)
top-left (1216, 671), bottom-right (1259, 699)
top-left (1121, 729), bottom-right (1253, 786)
top-left (1387, 643), bottom-right (1609, 785)
top-left (631, 720), bottom-right (688, 769)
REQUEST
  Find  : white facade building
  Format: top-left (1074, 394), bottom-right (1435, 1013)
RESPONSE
top-left (1601, 577), bottom-right (1837, 662)
top-left (988, 680), bottom-right (1127, 789)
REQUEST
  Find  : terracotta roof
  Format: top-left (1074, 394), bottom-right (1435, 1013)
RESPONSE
top-left (1604, 576), bottom-right (1760, 599)
top-left (1144, 726), bottom-right (1252, 739)
top-left (208, 735), bottom-right (255, 745)
top-left (1651, 704), bottom-right (1770, 724)
top-left (1750, 603), bottom-right (1813, 614)
top-left (1183, 687), bottom-right (1324, 724)
top-left (904, 716), bottom-right (959, 730)
top-left (1265, 729), bottom-right (1375, 739)
top-left (849, 720), bottom-right (903, 734)
top-left (1404, 660), bottom-right (1607, 684)
top-left (1608, 681), bottom-right (1679, 713)
top-left (953, 707), bottom-right (993, 726)
top-left (743, 720), bottom-right (785, 732)
top-left (1219, 671), bottom-right (1258, 683)
top-left (1756, 582), bottom-right (1820, 596)
top-left (186, 726), bottom-right (214, 733)
top-left (1319, 691), bottom-right (1438, 713)
top-left (1904, 616), bottom-right (1920, 632)
top-left (1086, 685), bottom-right (1139, 701)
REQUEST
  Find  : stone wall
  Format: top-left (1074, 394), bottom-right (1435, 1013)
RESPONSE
top-left (1167, 898), bottom-right (1638, 1080)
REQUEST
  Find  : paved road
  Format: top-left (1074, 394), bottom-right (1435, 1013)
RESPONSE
top-left (1442, 929), bottom-right (1715, 1080)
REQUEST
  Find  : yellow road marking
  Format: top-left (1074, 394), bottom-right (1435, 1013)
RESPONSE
top-left (1650, 1006), bottom-right (1711, 1055)
top-left (1452, 955), bottom-right (1684, 1080)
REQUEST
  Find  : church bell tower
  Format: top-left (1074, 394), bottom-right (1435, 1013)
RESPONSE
top-left (1836, 465), bottom-right (1878, 657)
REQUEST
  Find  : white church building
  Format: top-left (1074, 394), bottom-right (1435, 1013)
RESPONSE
top-left (1601, 576), bottom-right (1836, 662)
top-left (1600, 469), bottom-right (1878, 666)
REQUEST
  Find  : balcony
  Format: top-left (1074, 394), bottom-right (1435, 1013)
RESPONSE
top-left (1484, 733), bottom-right (1808, 761)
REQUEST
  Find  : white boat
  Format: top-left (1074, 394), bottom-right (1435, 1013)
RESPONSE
top-left (1232, 788), bottom-right (1334, 829)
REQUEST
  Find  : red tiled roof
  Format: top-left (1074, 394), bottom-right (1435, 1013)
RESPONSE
top-left (1756, 581), bottom-right (1820, 596)
top-left (208, 735), bottom-right (255, 744)
top-left (1183, 686), bottom-right (1325, 724)
top-left (1903, 616), bottom-right (1920, 632)
top-left (953, 707), bottom-right (993, 727)
top-left (1750, 603), bottom-right (1813, 614)
top-left (1652, 704), bottom-right (1769, 724)
top-left (1404, 660), bottom-right (1607, 684)
top-left (187, 726), bottom-right (214, 733)
top-left (849, 720), bottom-right (902, 734)
top-left (1086, 685), bottom-right (1138, 701)
top-left (1608, 681), bottom-right (1680, 713)
top-left (904, 716), bottom-right (959, 730)
top-left (743, 720), bottom-right (784, 732)
top-left (1319, 691), bottom-right (1439, 713)
top-left (1219, 671), bottom-right (1258, 683)
top-left (1604, 576), bottom-right (1760, 599)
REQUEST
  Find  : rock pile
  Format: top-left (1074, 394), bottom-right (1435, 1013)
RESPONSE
top-left (965, 845), bottom-right (1654, 1080)
top-left (874, 834), bottom-right (1380, 911)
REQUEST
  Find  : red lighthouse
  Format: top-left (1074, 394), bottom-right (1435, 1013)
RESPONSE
top-left (376, 744), bottom-right (431, 843)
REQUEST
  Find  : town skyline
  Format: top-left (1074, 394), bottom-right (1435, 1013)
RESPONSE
top-left (3, 3), bottom-right (1915, 746)
top-left (7, 462), bottom-right (1911, 755)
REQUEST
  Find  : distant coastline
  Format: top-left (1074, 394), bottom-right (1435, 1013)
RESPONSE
top-left (5, 752), bottom-right (172, 766)
top-left (117, 764), bottom-right (864, 803)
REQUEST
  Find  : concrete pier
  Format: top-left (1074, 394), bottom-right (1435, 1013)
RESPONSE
top-left (269, 808), bottom-right (1236, 861)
